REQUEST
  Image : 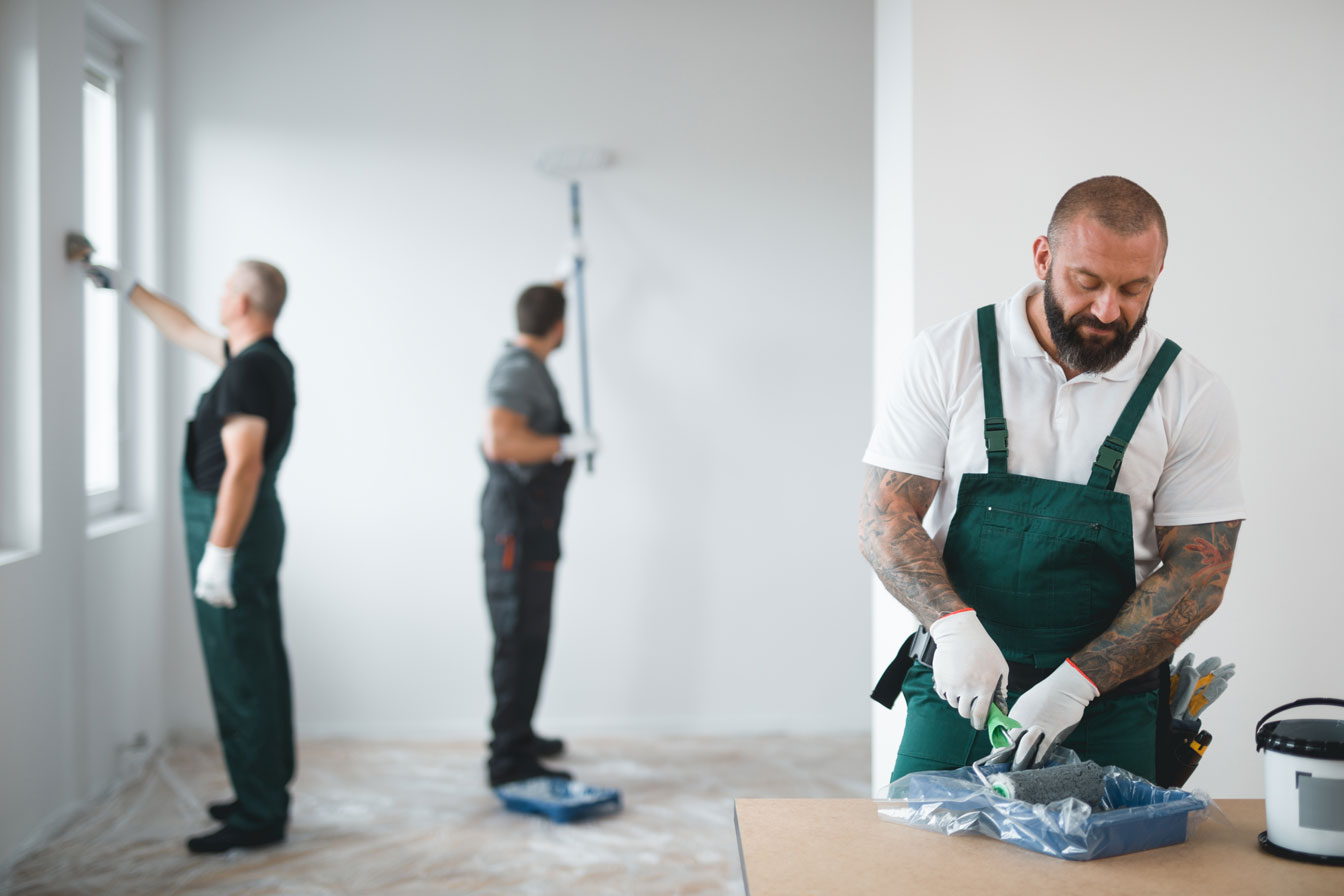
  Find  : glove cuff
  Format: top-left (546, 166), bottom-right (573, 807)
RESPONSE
top-left (203, 542), bottom-right (236, 563)
top-left (928, 607), bottom-right (979, 643)
top-left (1061, 658), bottom-right (1102, 701)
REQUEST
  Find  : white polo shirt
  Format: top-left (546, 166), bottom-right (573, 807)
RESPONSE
top-left (863, 281), bottom-right (1246, 583)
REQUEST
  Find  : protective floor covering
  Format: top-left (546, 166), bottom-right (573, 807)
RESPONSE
top-left (7, 734), bottom-right (867, 895)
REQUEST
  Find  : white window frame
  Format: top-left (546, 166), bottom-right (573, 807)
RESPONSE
top-left (84, 27), bottom-right (127, 520)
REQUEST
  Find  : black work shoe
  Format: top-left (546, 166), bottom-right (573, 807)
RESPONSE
top-left (207, 800), bottom-right (238, 822)
top-left (488, 756), bottom-right (573, 788)
top-left (186, 823), bottom-right (285, 854)
top-left (525, 735), bottom-right (565, 758)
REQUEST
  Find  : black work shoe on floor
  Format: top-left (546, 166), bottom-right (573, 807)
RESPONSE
top-left (488, 757), bottom-right (573, 788)
top-left (525, 735), bottom-right (566, 758)
top-left (207, 800), bottom-right (238, 822)
top-left (186, 823), bottom-right (285, 854)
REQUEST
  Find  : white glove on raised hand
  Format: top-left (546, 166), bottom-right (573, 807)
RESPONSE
top-left (553, 239), bottom-right (587, 283)
top-left (194, 542), bottom-right (236, 609)
top-left (83, 263), bottom-right (136, 300)
top-left (1001, 659), bottom-right (1100, 770)
top-left (928, 609), bottom-right (1010, 730)
top-left (556, 431), bottom-right (599, 462)
top-left (84, 262), bottom-right (120, 290)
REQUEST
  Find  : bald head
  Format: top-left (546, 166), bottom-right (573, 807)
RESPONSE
top-left (1047, 176), bottom-right (1167, 257)
top-left (237, 259), bottom-right (288, 319)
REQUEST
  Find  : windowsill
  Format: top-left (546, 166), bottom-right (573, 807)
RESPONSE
top-left (0, 547), bottom-right (39, 569)
top-left (87, 510), bottom-right (152, 540)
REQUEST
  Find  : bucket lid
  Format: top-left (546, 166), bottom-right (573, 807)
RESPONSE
top-left (1256, 718), bottom-right (1344, 759)
top-left (1255, 699), bottom-right (1344, 759)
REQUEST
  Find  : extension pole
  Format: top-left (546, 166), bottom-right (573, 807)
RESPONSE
top-left (569, 181), bottom-right (594, 473)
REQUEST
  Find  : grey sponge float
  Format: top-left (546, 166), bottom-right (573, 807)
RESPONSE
top-left (987, 761), bottom-right (1107, 808)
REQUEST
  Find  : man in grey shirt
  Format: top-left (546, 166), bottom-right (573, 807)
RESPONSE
top-left (480, 283), bottom-right (598, 786)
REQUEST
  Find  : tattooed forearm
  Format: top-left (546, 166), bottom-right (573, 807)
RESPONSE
top-left (857, 464), bottom-right (966, 628)
top-left (1072, 520), bottom-right (1242, 693)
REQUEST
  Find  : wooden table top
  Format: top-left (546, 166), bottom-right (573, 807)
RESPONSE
top-left (734, 798), bottom-right (1341, 895)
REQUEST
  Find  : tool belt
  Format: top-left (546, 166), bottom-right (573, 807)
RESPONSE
top-left (870, 626), bottom-right (1163, 710)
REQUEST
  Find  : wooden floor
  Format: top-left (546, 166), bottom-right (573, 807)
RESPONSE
top-left (7, 733), bottom-right (868, 895)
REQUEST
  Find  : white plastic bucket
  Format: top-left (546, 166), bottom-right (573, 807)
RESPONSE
top-left (1255, 698), bottom-right (1344, 863)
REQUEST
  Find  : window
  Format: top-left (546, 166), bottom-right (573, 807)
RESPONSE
top-left (84, 32), bottom-right (122, 517)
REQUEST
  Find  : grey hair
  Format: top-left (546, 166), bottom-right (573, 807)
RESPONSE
top-left (239, 259), bottom-right (288, 319)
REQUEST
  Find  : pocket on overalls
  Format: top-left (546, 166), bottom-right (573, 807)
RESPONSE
top-left (484, 538), bottom-right (521, 636)
top-left (520, 471), bottom-right (564, 569)
top-left (893, 664), bottom-right (980, 774)
top-left (521, 524), bottom-right (560, 570)
top-left (482, 486), bottom-right (522, 635)
top-left (974, 511), bottom-right (1102, 630)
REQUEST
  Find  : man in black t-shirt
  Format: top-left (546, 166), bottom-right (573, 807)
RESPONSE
top-left (85, 259), bottom-right (297, 854)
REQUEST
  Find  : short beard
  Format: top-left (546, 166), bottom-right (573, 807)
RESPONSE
top-left (1042, 269), bottom-right (1149, 373)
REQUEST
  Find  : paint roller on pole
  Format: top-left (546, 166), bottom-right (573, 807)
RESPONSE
top-left (536, 146), bottom-right (612, 473)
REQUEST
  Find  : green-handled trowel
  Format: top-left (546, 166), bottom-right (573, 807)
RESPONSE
top-left (972, 701), bottom-right (1024, 787)
top-left (987, 701), bottom-right (1023, 750)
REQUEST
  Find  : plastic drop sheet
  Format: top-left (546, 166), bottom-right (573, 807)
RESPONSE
top-left (5, 733), bottom-right (868, 895)
top-left (875, 749), bottom-right (1219, 861)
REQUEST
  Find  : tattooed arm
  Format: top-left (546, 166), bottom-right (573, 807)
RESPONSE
top-left (857, 464), bottom-right (968, 629)
top-left (1071, 520), bottom-right (1242, 693)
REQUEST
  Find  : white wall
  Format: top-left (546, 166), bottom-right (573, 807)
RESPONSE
top-left (0, 0), bottom-right (167, 868)
top-left (161, 0), bottom-right (875, 742)
top-left (869, 0), bottom-right (915, 790)
top-left (872, 0), bottom-right (1344, 796)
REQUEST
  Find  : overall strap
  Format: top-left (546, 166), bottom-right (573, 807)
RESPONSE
top-left (976, 305), bottom-right (1008, 474)
top-left (870, 631), bottom-right (920, 709)
top-left (1088, 338), bottom-right (1182, 490)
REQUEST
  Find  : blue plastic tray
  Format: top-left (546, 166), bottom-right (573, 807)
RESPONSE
top-left (494, 777), bottom-right (623, 823)
top-left (894, 763), bottom-right (1209, 860)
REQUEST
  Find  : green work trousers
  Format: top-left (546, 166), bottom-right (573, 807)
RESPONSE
top-left (182, 465), bottom-right (294, 832)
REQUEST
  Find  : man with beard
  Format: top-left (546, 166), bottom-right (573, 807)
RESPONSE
top-left (860, 176), bottom-right (1245, 782)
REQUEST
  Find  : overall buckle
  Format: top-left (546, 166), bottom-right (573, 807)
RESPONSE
top-left (984, 417), bottom-right (1009, 458)
top-left (1092, 435), bottom-right (1129, 485)
top-left (908, 626), bottom-right (937, 667)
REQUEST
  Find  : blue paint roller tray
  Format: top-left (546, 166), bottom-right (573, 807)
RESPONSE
top-left (494, 777), bottom-right (623, 823)
top-left (878, 752), bottom-right (1214, 860)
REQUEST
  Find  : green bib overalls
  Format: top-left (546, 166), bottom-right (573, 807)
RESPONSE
top-left (888, 306), bottom-right (1180, 782)
top-left (181, 339), bottom-right (296, 832)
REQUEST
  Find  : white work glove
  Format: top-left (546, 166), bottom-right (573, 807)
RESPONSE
top-left (566, 237), bottom-right (587, 263)
top-left (556, 431), bottom-right (599, 462)
top-left (83, 262), bottom-right (136, 300)
top-left (194, 542), bottom-right (236, 609)
top-left (553, 239), bottom-right (586, 284)
top-left (928, 609), bottom-right (1010, 730)
top-left (995, 659), bottom-right (1100, 771)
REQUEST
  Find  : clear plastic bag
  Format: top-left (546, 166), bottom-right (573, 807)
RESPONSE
top-left (875, 749), bottom-right (1219, 861)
